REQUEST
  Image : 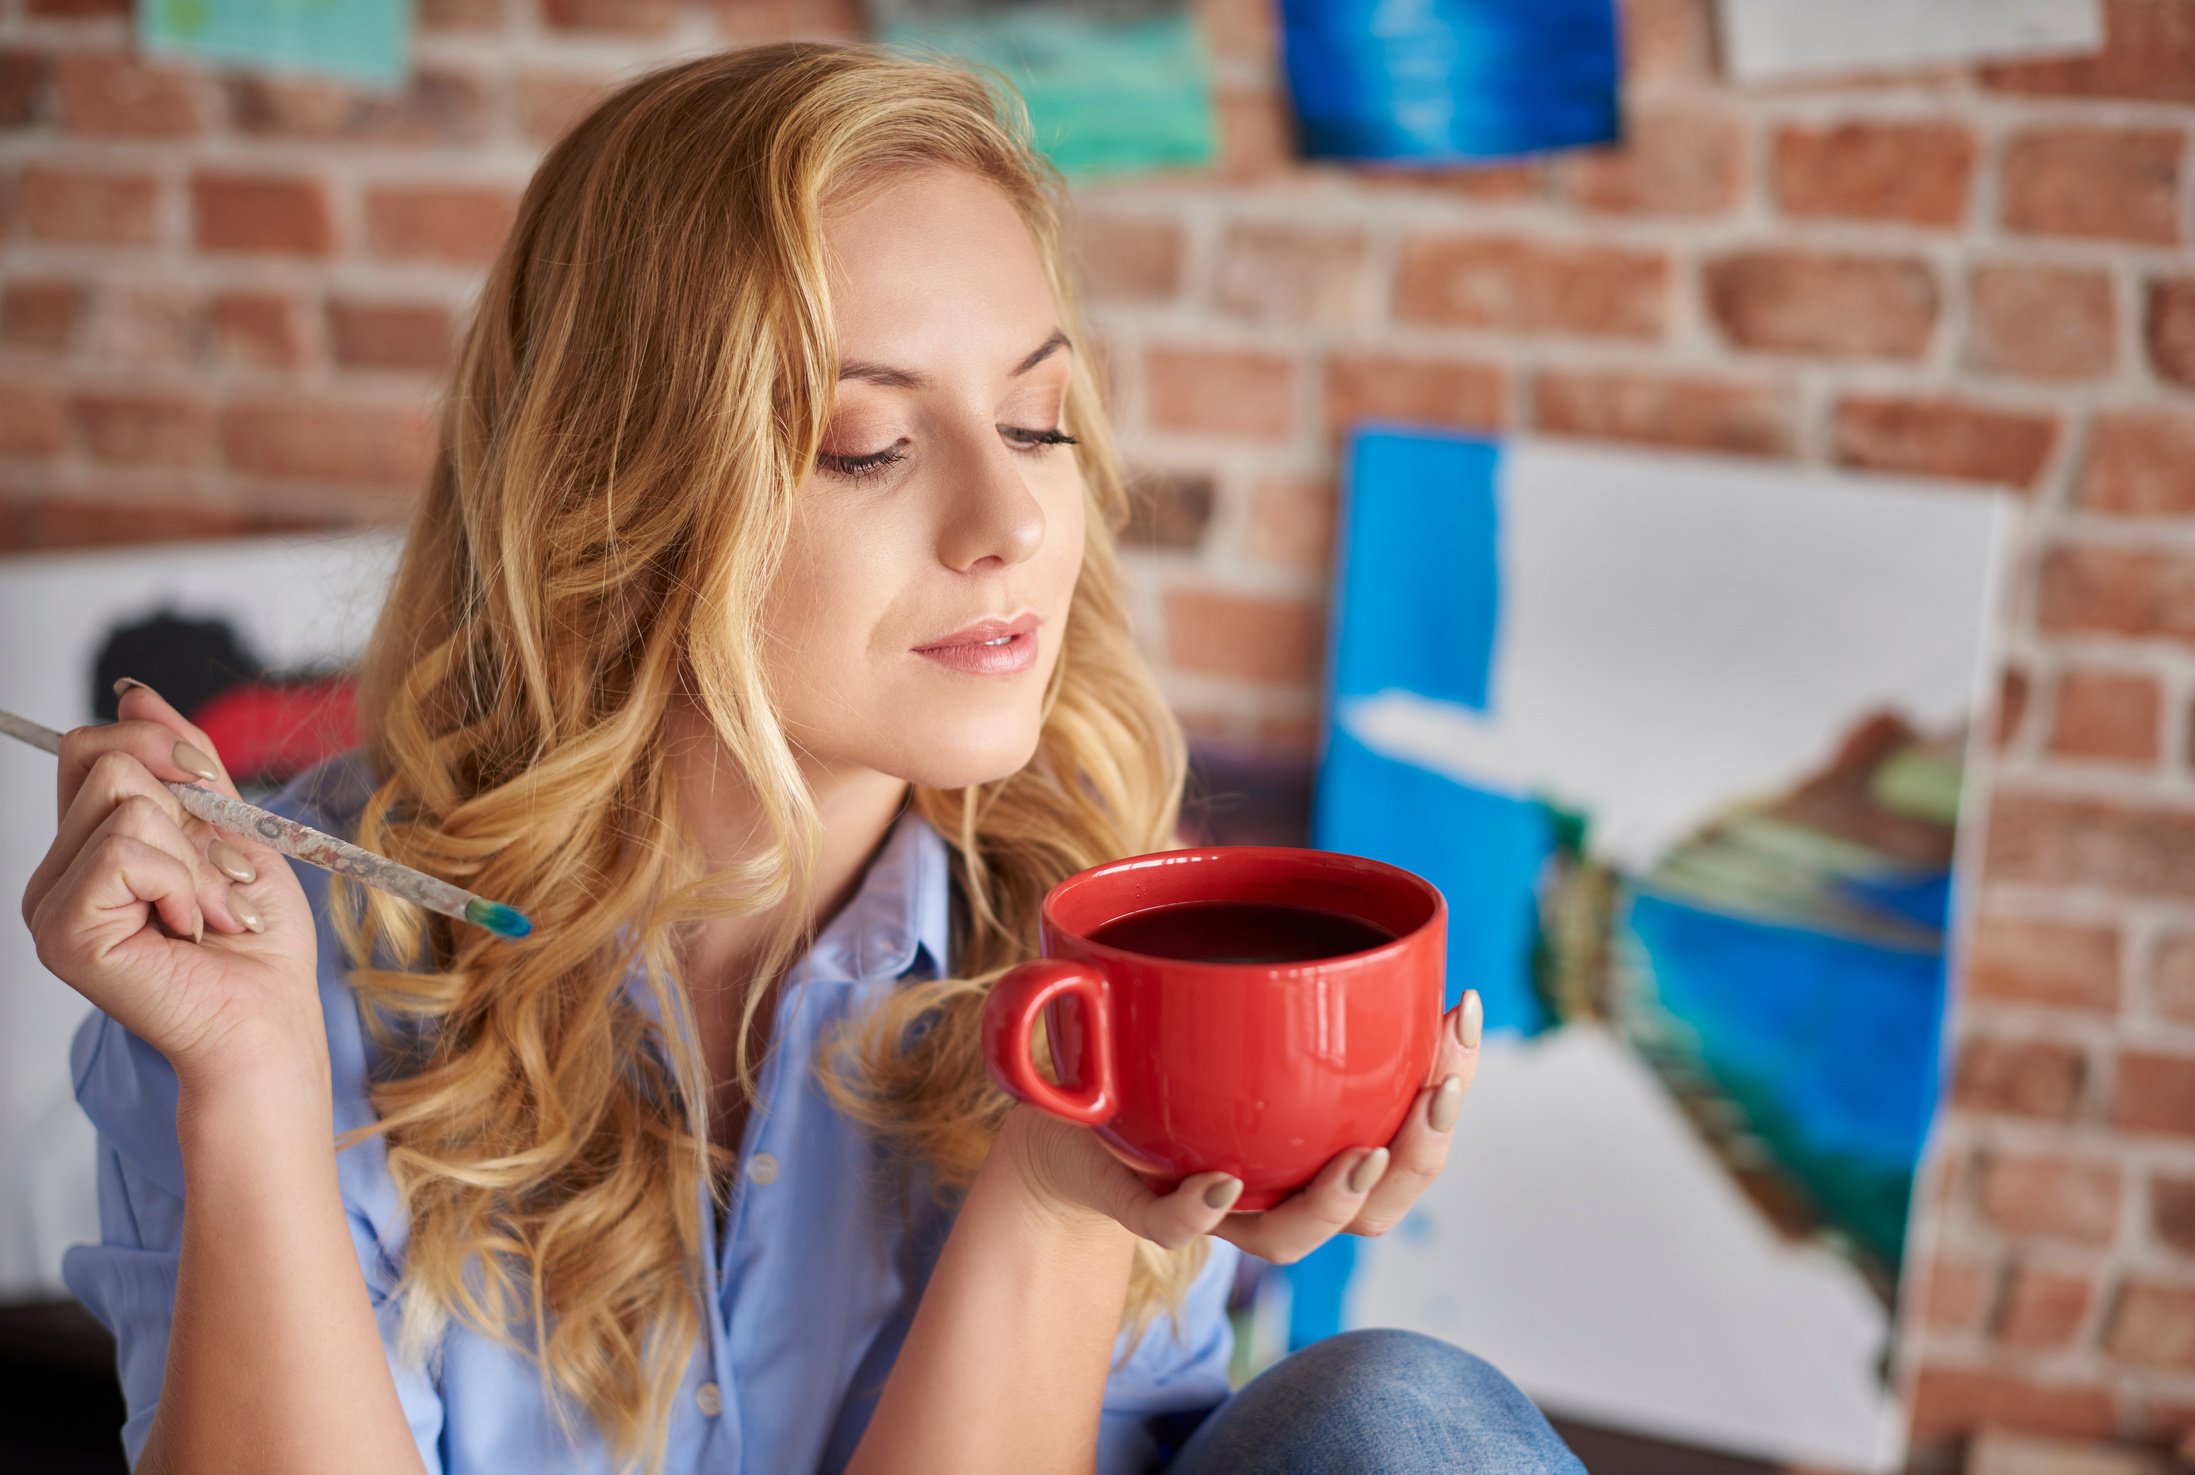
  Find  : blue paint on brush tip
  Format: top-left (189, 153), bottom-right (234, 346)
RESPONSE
top-left (466, 898), bottom-right (533, 939)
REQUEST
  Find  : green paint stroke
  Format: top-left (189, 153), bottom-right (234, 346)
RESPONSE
top-left (880, 8), bottom-right (1218, 178)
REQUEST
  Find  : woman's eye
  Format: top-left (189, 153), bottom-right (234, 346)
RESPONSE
top-left (817, 441), bottom-right (909, 480)
top-left (1001, 425), bottom-right (1080, 456)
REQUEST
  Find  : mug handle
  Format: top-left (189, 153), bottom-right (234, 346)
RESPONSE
top-left (980, 960), bottom-right (1117, 1127)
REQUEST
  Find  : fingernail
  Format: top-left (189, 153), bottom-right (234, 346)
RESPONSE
top-left (1347, 1147), bottom-right (1389, 1196)
top-left (190, 905), bottom-right (203, 945)
top-left (228, 887), bottom-right (264, 934)
top-left (208, 838), bottom-right (256, 884)
top-left (1429, 1075), bottom-right (1464, 1133)
top-left (113, 676), bottom-right (150, 697)
top-left (1460, 989), bottom-right (1483, 1050)
top-left (1203, 1176), bottom-right (1244, 1212)
top-left (172, 739), bottom-right (219, 782)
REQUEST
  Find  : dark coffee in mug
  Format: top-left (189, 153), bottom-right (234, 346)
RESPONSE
top-left (1088, 900), bottom-right (1399, 966)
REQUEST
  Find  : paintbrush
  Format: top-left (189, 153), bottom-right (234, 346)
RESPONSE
top-left (0, 705), bottom-right (532, 940)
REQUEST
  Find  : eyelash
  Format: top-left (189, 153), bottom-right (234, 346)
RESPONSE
top-left (817, 425), bottom-right (1080, 481)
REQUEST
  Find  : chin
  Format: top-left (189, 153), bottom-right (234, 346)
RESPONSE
top-left (883, 710), bottom-right (1045, 790)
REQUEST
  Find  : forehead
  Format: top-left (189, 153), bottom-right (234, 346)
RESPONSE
top-left (819, 166), bottom-right (1059, 363)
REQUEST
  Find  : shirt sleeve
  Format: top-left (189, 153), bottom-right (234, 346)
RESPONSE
top-left (1095, 1237), bottom-right (1243, 1475)
top-left (58, 767), bottom-right (447, 1473)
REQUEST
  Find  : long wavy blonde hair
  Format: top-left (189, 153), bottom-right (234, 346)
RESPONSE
top-left (325, 39), bottom-right (1204, 1475)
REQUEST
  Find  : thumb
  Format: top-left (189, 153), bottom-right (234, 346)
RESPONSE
top-left (1107, 1165), bottom-right (1244, 1250)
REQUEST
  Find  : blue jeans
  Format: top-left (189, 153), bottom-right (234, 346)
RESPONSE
top-left (1165, 1328), bottom-right (1589, 1474)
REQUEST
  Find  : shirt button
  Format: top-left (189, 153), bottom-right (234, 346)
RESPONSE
top-left (694, 1381), bottom-right (723, 1417)
top-left (746, 1151), bottom-right (779, 1186)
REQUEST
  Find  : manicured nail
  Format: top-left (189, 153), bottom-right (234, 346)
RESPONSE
top-left (190, 904), bottom-right (203, 945)
top-left (113, 676), bottom-right (150, 697)
top-left (1347, 1147), bottom-right (1389, 1196)
top-left (172, 739), bottom-right (218, 782)
top-left (208, 838), bottom-right (256, 884)
top-left (1429, 1075), bottom-right (1464, 1132)
top-left (228, 887), bottom-right (264, 934)
top-left (1459, 989), bottom-right (1483, 1050)
top-left (1203, 1176), bottom-right (1244, 1212)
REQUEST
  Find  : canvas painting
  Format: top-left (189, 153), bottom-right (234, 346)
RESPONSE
top-left (1247, 430), bottom-right (2016, 1471)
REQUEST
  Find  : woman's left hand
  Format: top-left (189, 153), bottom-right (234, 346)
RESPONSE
top-left (994, 988), bottom-right (1484, 1260)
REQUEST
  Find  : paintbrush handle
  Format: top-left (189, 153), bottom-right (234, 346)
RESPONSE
top-left (0, 704), bottom-right (530, 939)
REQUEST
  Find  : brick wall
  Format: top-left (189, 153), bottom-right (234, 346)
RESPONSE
top-left (3, 0), bottom-right (2193, 1463)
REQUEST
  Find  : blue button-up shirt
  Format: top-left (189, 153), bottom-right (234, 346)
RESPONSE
top-left (63, 747), bottom-right (1238, 1474)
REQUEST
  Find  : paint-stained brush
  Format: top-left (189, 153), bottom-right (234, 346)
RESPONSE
top-left (0, 704), bottom-right (533, 941)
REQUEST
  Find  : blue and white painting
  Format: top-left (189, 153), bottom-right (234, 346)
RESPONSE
top-left (1277, 0), bottom-right (1619, 163)
top-left (1258, 430), bottom-right (2013, 1472)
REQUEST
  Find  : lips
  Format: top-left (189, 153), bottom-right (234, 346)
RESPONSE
top-left (913, 611), bottom-right (1040, 652)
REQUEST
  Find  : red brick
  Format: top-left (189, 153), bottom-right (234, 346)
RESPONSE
top-left (1196, 0), bottom-right (1276, 65)
top-left (1215, 224), bottom-right (1371, 325)
top-left (0, 279), bottom-right (84, 352)
top-left (209, 292), bottom-right (306, 370)
top-left (2112, 1050), bottom-right (2195, 1138)
top-left (1963, 917), bottom-right (2121, 1014)
top-left (2148, 276), bottom-right (2195, 388)
top-left (1531, 369), bottom-right (1792, 458)
top-left (1325, 353), bottom-right (1505, 440)
top-left (1615, 0), bottom-right (1714, 82)
top-left (69, 388), bottom-right (213, 468)
top-left (514, 70), bottom-right (611, 146)
top-left (1123, 469), bottom-right (1214, 552)
top-left (1245, 473), bottom-right (1336, 574)
top-left (2153, 1172), bottom-right (2195, 1254)
top-left (709, 0), bottom-right (864, 43)
top-left (1704, 251), bottom-right (1938, 359)
top-left (221, 395), bottom-right (433, 487)
top-left (1073, 215), bottom-right (1185, 304)
top-left (1967, 264), bottom-right (2116, 381)
top-left (1562, 103), bottom-right (1744, 217)
top-left (363, 183), bottom-right (517, 264)
top-left (2081, 411), bottom-right (2195, 516)
top-left (1907, 1365), bottom-right (2116, 1441)
top-left (1976, 1150), bottom-right (2122, 1245)
top-left (1166, 587), bottom-right (1325, 686)
top-left (90, 285), bottom-right (201, 365)
top-left (1997, 1264), bottom-right (2095, 1350)
top-left (1981, 0), bottom-right (2195, 103)
top-left (1920, 1254), bottom-right (2000, 1332)
top-left (1771, 120), bottom-right (1977, 228)
top-left (2158, 934), bottom-right (2195, 1026)
top-left (1951, 1034), bottom-right (2086, 1120)
top-left (54, 52), bottom-right (208, 137)
top-left (1358, 161), bottom-right (1545, 203)
top-left (1212, 85), bottom-right (1293, 184)
top-left (226, 68), bottom-right (489, 145)
top-left (1832, 396), bottom-right (2055, 489)
top-left (1986, 790), bottom-right (2195, 897)
top-left (1997, 665), bottom-right (2031, 750)
top-left (0, 379), bottom-right (64, 455)
top-left (419, 0), bottom-right (503, 26)
top-left (326, 298), bottom-right (454, 373)
top-left (1144, 345), bottom-right (1296, 442)
top-left (24, 0), bottom-right (128, 13)
top-left (0, 48), bottom-right (47, 128)
top-left (14, 499), bottom-right (257, 550)
top-left (1395, 235), bottom-right (1668, 340)
top-left (2104, 1281), bottom-right (2195, 1369)
top-left (2039, 544), bottom-right (2195, 644)
top-left (20, 163), bottom-right (158, 245)
top-left (2002, 127), bottom-right (2185, 246)
top-left (2049, 669), bottom-right (2162, 764)
top-left (541, 0), bottom-right (676, 31)
top-left (190, 172), bottom-right (333, 256)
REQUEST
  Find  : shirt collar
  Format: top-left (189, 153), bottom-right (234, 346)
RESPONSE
top-left (789, 798), bottom-right (952, 987)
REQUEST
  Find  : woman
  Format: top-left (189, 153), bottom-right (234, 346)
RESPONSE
top-left (26, 42), bottom-right (1586, 1475)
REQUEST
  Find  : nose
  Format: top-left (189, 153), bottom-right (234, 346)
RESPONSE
top-left (936, 423), bottom-right (1046, 573)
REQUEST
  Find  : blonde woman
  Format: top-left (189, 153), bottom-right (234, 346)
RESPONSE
top-left (27, 43), bottom-right (1586, 1475)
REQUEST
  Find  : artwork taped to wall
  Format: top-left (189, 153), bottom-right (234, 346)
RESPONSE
top-left (1251, 430), bottom-right (2015, 1472)
top-left (0, 530), bottom-right (399, 1301)
top-left (867, 0), bottom-right (1216, 177)
top-left (1717, 0), bottom-right (2102, 83)
top-left (139, 0), bottom-right (411, 88)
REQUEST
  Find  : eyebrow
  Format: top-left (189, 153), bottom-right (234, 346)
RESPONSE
top-left (837, 329), bottom-right (1072, 390)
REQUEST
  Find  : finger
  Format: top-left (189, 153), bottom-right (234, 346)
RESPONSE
top-left (1087, 1152), bottom-right (1245, 1251)
top-left (31, 824), bottom-right (205, 988)
top-left (1345, 989), bottom-right (1484, 1235)
top-left (1210, 1144), bottom-right (1389, 1266)
top-left (28, 758), bottom-right (241, 937)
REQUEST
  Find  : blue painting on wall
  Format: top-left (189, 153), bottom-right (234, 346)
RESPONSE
top-left (1252, 428), bottom-right (2013, 1471)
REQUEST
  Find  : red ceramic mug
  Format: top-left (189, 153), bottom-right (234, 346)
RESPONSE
top-left (979, 845), bottom-right (1447, 1211)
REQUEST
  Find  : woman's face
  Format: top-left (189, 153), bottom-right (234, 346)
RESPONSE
top-left (759, 165), bottom-right (1087, 791)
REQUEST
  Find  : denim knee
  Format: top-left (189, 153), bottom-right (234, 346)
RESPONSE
top-left (1167, 1327), bottom-right (1588, 1475)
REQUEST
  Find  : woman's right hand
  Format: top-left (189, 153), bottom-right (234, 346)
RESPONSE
top-left (21, 678), bottom-right (322, 1085)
